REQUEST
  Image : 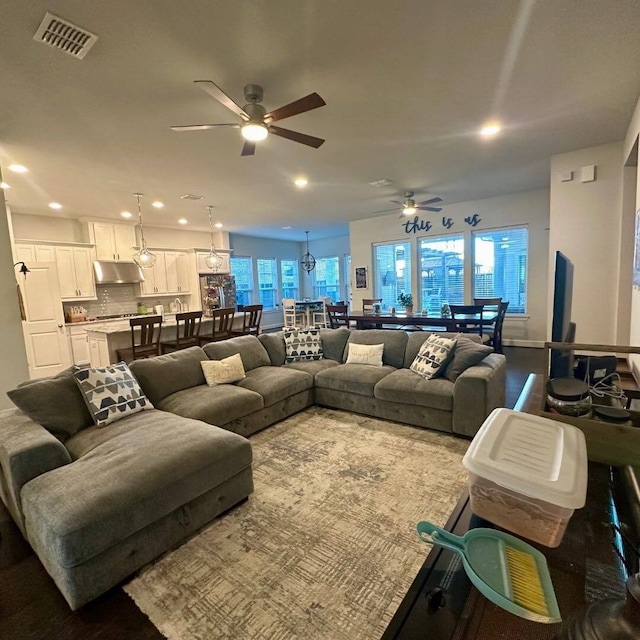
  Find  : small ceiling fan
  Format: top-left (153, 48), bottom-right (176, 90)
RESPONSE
top-left (374, 191), bottom-right (444, 217)
top-left (171, 81), bottom-right (326, 156)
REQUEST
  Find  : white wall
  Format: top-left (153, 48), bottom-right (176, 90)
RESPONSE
top-left (350, 189), bottom-right (550, 345)
top-left (144, 226), bottom-right (228, 251)
top-left (549, 142), bottom-right (623, 345)
top-left (12, 213), bottom-right (87, 243)
top-left (0, 200), bottom-right (30, 407)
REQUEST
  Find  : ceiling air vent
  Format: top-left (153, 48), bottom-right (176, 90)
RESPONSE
top-left (180, 194), bottom-right (205, 201)
top-left (33, 12), bottom-right (98, 60)
top-left (369, 178), bottom-right (393, 188)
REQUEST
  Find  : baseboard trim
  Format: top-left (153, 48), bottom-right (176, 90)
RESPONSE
top-left (503, 339), bottom-right (545, 349)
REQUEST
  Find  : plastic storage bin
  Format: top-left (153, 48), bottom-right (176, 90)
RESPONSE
top-left (462, 408), bottom-right (588, 547)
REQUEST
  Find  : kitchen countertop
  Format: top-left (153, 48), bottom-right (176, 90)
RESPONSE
top-left (83, 314), bottom-right (194, 334)
top-left (66, 313), bottom-right (182, 327)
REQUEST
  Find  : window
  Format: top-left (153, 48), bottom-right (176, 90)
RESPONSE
top-left (419, 235), bottom-right (464, 314)
top-left (373, 241), bottom-right (411, 310)
top-left (473, 227), bottom-right (528, 314)
top-left (230, 256), bottom-right (253, 306)
top-left (344, 255), bottom-right (351, 303)
top-left (313, 256), bottom-right (340, 300)
top-left (281, 259), bottom-right (299, 300)
top-left (256, 258), bottom-right (277, 310)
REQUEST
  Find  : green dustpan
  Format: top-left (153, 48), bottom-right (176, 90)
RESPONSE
top-left (417, 521), bottom-right (561, 624)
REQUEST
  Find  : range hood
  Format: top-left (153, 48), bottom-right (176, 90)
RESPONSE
top-left (93, 261), bottom-right (145, 284)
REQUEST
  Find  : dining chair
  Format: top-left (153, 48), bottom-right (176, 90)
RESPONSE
top-left (231, 304), bottom-right (263, 336)
top-left (116, 315), bottom-right (163, 363)
top-left (282, 298), bottom-right (305, 329)
top-left (326, 304), bottom-right (351, 328)
top-left (311, 297), bottom-right (331, 328)
top-left (483, 301), bottom-right (509, 353)
top-left (160, 311), bottom-right (203, 354)
top-left (199, 307), bottom-right (235, 345)
top-left (363, 298), bottom-right (383, 311)
top-left (449, 304), bottom-right (487, 338)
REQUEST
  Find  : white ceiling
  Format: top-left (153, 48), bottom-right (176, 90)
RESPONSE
top-left (1, 0), bottom-right (639, 240)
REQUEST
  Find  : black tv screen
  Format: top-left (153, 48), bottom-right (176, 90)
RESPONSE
top-left (550, 251), bottom-right (574, 378)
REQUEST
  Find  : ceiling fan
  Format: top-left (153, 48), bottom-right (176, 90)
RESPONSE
top-left (374, 192), bottom-right (444, 217)
top-left (171, 81), bottom-right (326, 156)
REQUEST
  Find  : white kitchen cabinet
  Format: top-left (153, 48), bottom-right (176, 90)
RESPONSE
top-left (165, 251), bottom-right (191, 293)
top-left (196, 250), bottom-right (230, 274)
top-left (88, 334), bottom-right (110, 367)
top-left (66, 325), bottom-right (91, 365)
top-left (15, 243), bottom-right (57, 263)
top-left (139, 252), bottom-right (168, 295)
top-left (92, 222), bottom-right (137, 262)
top-left (55, 246), bottom-right (97, 300)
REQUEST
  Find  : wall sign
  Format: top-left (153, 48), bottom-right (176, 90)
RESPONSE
top-left (355, 267), bottom-right (368, 289)
top-left (402, 213), bottom-right (482, 234)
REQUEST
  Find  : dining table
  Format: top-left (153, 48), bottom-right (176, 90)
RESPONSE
top-left (347, 309), bottom-right (497, 332)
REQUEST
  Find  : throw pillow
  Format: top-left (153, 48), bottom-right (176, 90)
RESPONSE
top-left (410, 334), bottom-right (457, 380)
top-left (74, 362), bottom-right (152, 427)
top-left (7, 367), bottom-right (93, 441)
top-left (201, 353), bottom-right (246, 386)
top-left (284, 328), bottom-right (323, 363)
top-left (443, 336), bottom-right (493, 382)
top-left (345, 342), bottom-right (384, 366)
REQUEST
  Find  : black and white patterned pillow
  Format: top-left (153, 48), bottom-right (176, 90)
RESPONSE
top-left (74, 362), bottom-right (152, 427)
top-left (284, 328), bottom-right (323, 363)
top-left (410, 334), bottom-right (457, 380)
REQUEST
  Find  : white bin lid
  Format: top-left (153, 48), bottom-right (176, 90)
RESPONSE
top-left (462, 408), bottom-right (588, 509)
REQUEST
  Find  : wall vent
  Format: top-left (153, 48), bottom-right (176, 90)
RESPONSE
top-left (33, 13), bottom-right (98, 60)
top-left (180, 194), bottom-right (205, 200)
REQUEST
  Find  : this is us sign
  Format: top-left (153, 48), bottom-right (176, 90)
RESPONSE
top-left (402, 213), bottom-right (482, 234)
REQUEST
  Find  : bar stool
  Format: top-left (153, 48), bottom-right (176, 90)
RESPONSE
top-left (160, 311), bottom-right (203, 354)
top-left (311, 297), bottom-right (331, 328)
top-left (231, 304), bottom-right (263, 336)
top-left (116, 315), bottom-right (163, 364)
top-left (199, 307), bottom-right (235, 346)
top-left (282, 298), bottom-right (305, 328)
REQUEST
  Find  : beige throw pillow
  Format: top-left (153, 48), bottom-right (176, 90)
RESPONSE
top-left (345, 342), bottom-right (384, 366)
top-left (201, 353), bottom-right (246, 386)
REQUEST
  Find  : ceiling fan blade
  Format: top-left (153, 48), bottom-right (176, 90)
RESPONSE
top-left (265, 93), bottom-right (326, 123)
top-left (389, 200), bottom-right (403, 205)
top-left (420, 206), bottom-right (443, 212)
top-left (370, 207), bottom-right (399, 214)
top-left (417, 196), bottom-right (443, 206)
top-left (269, 126), bottom-right (325, 148)
top-left (170, 123), bottom-right (240, 131)
top-left (194, 80), bottom-right (249, 120)
top-left (241, 141), bottom-right (256, 156)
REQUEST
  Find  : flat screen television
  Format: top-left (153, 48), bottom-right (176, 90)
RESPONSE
top-left (550, 251), bottom-right (575, 379)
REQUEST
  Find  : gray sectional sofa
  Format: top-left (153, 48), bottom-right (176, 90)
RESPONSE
top-left (0, 327), bottom-right (505, 609)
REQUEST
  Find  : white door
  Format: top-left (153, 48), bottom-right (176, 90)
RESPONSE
top-left (19, 262), bottom-right (71, 379)
top-left (113, 224), bottom-right (136, 261)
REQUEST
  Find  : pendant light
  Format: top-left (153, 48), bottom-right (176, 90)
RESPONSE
top-left (204, 205), bottom-right (223, 271)
top-left (132, 193), bottom-right (157, 269)
top-left (301, 230), bottom-right (316, 274)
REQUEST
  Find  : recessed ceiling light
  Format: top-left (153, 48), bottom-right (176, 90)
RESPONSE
top-left (294, 177), bottom-right (308, 187)
top-left (480, 122), bottom-right (501, 137)
top-left (121, 211), bottom-right (133, 219)
top-left (8, 164), bottom-right (28, 173)
top-left (178, 218), bottom-right (188, 225)
top-left (0, 182), bottom-right (10, 189)
top-left (214, 222), bottom-right (223, 228)
top-left (48, 202), bottom-right (63, 210)
top-left (152, 201), bottom-right (164, 208)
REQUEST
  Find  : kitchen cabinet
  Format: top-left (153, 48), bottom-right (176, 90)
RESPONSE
top-left (139, 252), bottom-right (168, 295)
top-left (66, 325), bottom-right (91, 365)
top-left (15, 243), bottom-right (56, 263)
top-left (55, 246), bottom-right (97, 300)
top-left (88, 334), bottom-right (110, 367)
top-left (91, 222), bottom-right (137, 262)
top-left (196, 250), bottom-right (231, 274)
top-left (139, 250), bottom-right (191, 295)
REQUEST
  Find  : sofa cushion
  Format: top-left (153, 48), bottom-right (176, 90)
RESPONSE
top-left (201, 354), bottom-right (246, 386)
top-left (320, 327), bottom-right (351, 362)
top-left (284, 328), bottom-right (323, 363)
top-left (258, 332), bottom-right (286, 366)
top-left (6, 368), bottom-right (93, 442)
top-left (374, 369), bottom-right (454, 411)
top-left (21, 409), bottom-right (252, 569)
top-left (129, 346), bottom-right (207, 406)
top-left (203, 335), bottom-right (271, 372)
top-left (315, 364), bottom-right (395, 397)
top-left (237, 366), bottom-right (313, 407)
top-left (344, 329), bottom-right (408, 369)
top-left (156, 384), bottom-right (264, 426)
top-left (410, 334), bottom-right (457, 380)
top-left (403, 332), bottom-right (472, 368)
top-left (73, 362), bottom-right (152, 426)
top-left (443, 337), bottom-right (493, 382)
top-left (345, 342), bottom-right (384, 366)
top-left (282, 359), bottom-right (340, 376)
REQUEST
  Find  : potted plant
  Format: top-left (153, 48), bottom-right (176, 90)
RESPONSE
top-left (397, 292), bottom-right (414, 314)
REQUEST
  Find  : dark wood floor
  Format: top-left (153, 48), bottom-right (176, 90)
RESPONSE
top-left (0, 347), bottom-right (544, 640)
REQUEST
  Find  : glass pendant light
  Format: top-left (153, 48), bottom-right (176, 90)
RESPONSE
top-left (204, 205), bottom-right (223, 271)
top-left (301, 230), bottom-right (316, 274)
top-left (132, 193), bottom-right (157, 269)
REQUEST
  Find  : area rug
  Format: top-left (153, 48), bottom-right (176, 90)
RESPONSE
top-left (124, 407), bottom-right (469, 640)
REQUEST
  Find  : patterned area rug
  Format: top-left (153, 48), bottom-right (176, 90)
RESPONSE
top-left (124, 407), bottom-right (469, 640)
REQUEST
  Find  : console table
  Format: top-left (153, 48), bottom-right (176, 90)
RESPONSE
top-left (383, 374), bottom-right (637, 639)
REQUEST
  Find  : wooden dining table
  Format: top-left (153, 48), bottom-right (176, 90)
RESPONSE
top-left (348, 309), bottom-right (497, 331)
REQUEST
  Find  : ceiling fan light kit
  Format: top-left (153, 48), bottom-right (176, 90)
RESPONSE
top-left (373, 191), bottom-right (444, 217)
top-left (131, 193), bottom-right (157, 269)
top-left (172, 80), bottom-right (326, 156)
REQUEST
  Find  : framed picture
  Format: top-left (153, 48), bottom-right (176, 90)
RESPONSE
top-left (355, 267), bottom-right (367, 289)
top-left (634, 209), bottom-right (640, 288)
